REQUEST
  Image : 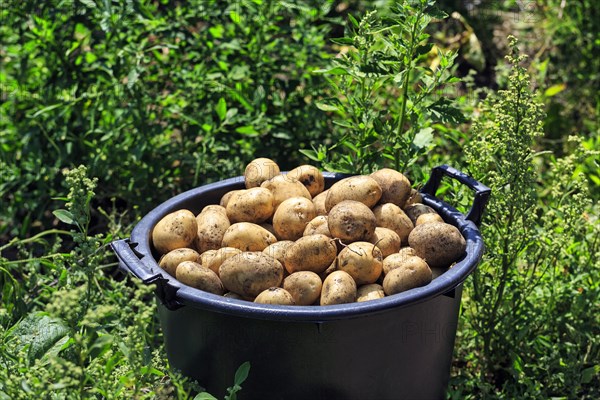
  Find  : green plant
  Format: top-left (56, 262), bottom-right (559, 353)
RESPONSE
top-left (303, 0), bottom-right (464, 179)
top-left (449, 36), bottom-right (600, 399)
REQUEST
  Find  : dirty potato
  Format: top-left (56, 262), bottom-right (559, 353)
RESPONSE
top-left (284, 234), bottom-right (337, 274)
top-left (373, 203), bottom-right (414, 244)
top-left (408, 221), bottom-right (466, 268)
top-left (356, 283), bottom-right (385, 302)
top-left (320, 270), bottom-right (357, 306)
top-left (287, 165), bottom-right (325, 197)
top-left (272, 197), bottom-right (317, 241)
top-left (226, 187), bottom-right (274, 224)
top-left (254, 287), bottom-right (296, 305)
top-left (337, 241), bottom-right (383, 285)
top-left (283, 271), bottom-right (323, 305)
top-left (175, 261), bottom-right (224, 295)
top-left (244, 158), bottom-right (281, 188)
top-left (221, 222), bottom-right (277, 252)
top-left (158, 248), bottom-right (202, 276)
top-left (382, 256), bottom-right (432, 295)
top-left (370, 168), bottom-right (412, 208)
top-left (202, 247), bottom-right (242, 276)
top-left (219, 252), bottom-right (284, 298)
top-left (368, 227), bottom-right (401, 258)
top-left (328, 200), bottom-right (377, 242)
top-left (312, 190), bottom-right (329, 216)
top-left (196, 207), bottom-right (231, 253)
top-left (152, 209), bottom-right (198, 255)
top-left (325, 175), bottom-right (382, 212)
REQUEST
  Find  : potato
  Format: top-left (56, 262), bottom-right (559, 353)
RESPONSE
top-left (200, 249), bottom-right (218, 267)
top-left (219, 252), bottom-right (284, 298)
top-left (223, 292), bottom-right (246, 300)
top-left (370, 168), bottom-right (412, 208)
top-left (404, 203), bottom-right (436, 225)
top-left (328, 200), bottom-right (377, 242)
top-left (260, 223), bottom-right (276, 236)
top-left (202, 247), bottom-right (242, 276)
top-left (368, 227), bottom-right (401, 258)
top-left (254, 287), bottom-right (296, 305)
top-left (373, 203), bottom-right (414, 244)
top-left (284, 234), bottom-right (337, 274)
top-left (220, 190), bottom-right (242, 208)
top-left (221, 222), bottom-right (277, 252)
top-left (408, 222), bottom-right (466, 268)
top-left (303, 215), bottom-right (331, 237)
top-left (382, 256), bottom-right (432, 295)
top-left (158, 248), bottom-right (202, 276)
top-left (325, 175), bottom-right (382, 212)
top-left (320, 270), bottom-right (357, 306)
top-left (262, 240), bottom-right (294, 266)
top-left (175, 261), bottom-right (224, 295)
top-left (244, 157), bottom-right (280, 188)
top-left (287, 165), bottom-right (325, 197)
top-left (404, 189), bottom-right (423, 208)
top-left (356, 283), bottom-right (385, 302)
top-left (201, 205), bottom-right (227, 215)
top-left (152, 209), bottom-right (198, 254)
top-left (416, 212), bottom-right (444, 225)
top-left (283, 271), bottom-right (323, 305)
top-left (312, 190), bottom-right (329, 216)
top-left (196, 207), bottom-right (231, 253)
top-left (383, 253), bottom-right (427, 276)
top-left (261, 174), bottom-right (312, 210)
top-left (226, 187), bottom-right (274, 224)
top-left (337, 241), bottom-right (383, 285)
top-left (272, 197), bottom-right (317, 241)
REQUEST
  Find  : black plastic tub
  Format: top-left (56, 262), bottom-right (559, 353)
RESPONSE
top-left (112, 165), bottom-right (490, 400)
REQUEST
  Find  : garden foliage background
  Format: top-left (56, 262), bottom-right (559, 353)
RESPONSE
top-left (0, 0), bottom-right (598, 399)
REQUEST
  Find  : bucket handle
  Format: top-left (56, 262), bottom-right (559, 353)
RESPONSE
top-left (421, 165), bottom-right (491, 227)
top-left (111, 239), bottom-right (182, 310)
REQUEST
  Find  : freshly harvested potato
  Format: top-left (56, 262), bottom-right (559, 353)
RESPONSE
top-left (328, 200), bottom-right (377, 242)
top-left (254, 287), bottom-right (296, 305)
top-left (404, 189), bottom-right (423, 208)
top-left (202, 247), bottom-right (242, 276)
top-left (219, 252), bottom-right (284, 298)
top-left (152, 209), bottom-right (198, 254)
top-left (221, 222), bottom-right (277, 252)
top-left (325, 175), bottom-right (382, 212)
top-left (383, 253), bottom-right (427, 276)
top-left (404, 203), bottom-right (436, 225)
top-left (368, 227), bottom-right (401, 258)
top-left (356, 283), bottom-right (385, 302)
top-left (244, 158), bottom-right (280, 188)
top-left (312, 190), bottom-right (329, 216)
top-left (220, 190), bottom-right (242, 208)
top-left (283, 271), bottom-right (323, 305)
top-left (223, 292), bottom-right (246, 300)
top-left (408, 221), bottom-right (466, 268)
top-left (261, 174), bottom-right (312, 209)
top-left (196, 207), bottom-right (231, 253)
top-left (337, 241), bottom-right (383, 285)
top-left (272, 197), bottom-right (317, 241)
top-left (200, 249), bottom-right (218, 266)
top-left (287, 165), bottom-right (325, 197)
top-left (284, 234), bottom-right (337, 274)
top-left (201, 205), bottom-right (227, 215)
top-left (263, 240), bottom-right (294, 266)
top-left (320, 270), bottom-right (357, 306)
top-left (398, 246), bottom-right (416, 258)
top-left (383, 256), bottom-right (432, 295)
top-left (226, 187), bottom-right (274, 224)
top-left (370, 168), bottom-right (412, 208)
top-left (416, 213), bottom-right (444, 225)
top-left (158, 248), bottom-right (202, 276)
top-left (373, 203), bottom-right (414, 244)
top-left (303, 215), bottom-right (331, 237)
top-left (175, 261), bottom-right (224, 295)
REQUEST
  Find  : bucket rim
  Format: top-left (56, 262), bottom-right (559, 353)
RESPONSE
top-left (120, 172), bottom-right (485, 322)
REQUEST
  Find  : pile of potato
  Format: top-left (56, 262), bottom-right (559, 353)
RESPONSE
top-left (151, 158), bottom-right (467, 306)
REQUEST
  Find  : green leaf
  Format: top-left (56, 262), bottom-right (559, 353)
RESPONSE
top-left (194, 393), bottom-right (218, 400)
top-left (52, 209), bottom-right (75, 225)
top-left (10, 312), bottom-right (70, 364)
top-left (234, 361), bottom-right (251, 385)
top-left (313, 67), bottom-right (349, 75)
top-left (413, 127), bottom-right (434, 149)
top-left (544, 83), bottom-right (566, 97)
top-left (235, 125), bottom-right (259, 136)
top-left (215, 98), bottom-right (227, 121)
top-left (348, 14), bottom-right (359, 28)
top-left (581, 365), bottom-right (600, 384)
top-left (315, 102), bottom-right (339, 112)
